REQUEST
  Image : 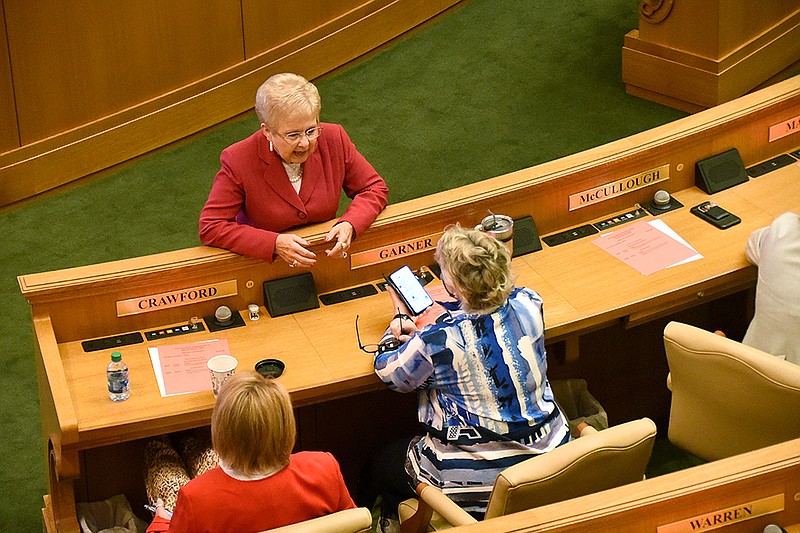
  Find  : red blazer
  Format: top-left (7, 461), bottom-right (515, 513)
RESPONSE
top-left (146, 451), bottom-right (355, 533)
top-left (199, 123), bottom-right (388, 262)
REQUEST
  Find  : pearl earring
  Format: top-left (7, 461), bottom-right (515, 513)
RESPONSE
top-left (269, 140), bottom-right (273, 152)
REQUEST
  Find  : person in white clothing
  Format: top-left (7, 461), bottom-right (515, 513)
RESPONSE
top-left (742, 212), bottom-right (800, 365)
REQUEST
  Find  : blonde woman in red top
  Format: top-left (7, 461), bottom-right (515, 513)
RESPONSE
top-left (147, 372), bottom-right (355, 533)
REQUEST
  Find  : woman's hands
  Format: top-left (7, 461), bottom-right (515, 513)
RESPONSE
top-left (324, 221), bottom-right (354, 258)
top-left (275, 222), bottom-right (354, 267)
top-left (275, 234), bottom-right (317, 268)
top-left (154, 498), bottom-right (172, 519)
top-left (386, 286), bottom-right (417, 340)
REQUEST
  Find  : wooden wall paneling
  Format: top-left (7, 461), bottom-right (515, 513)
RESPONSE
top-left (3, 0), bottom-right (244, 145)
top-left (241, 0), bottom-right (379, 58)
top-left (0, 0), bottom-right (464, 209)
top-left (0, 2), bottom-right (19, 153)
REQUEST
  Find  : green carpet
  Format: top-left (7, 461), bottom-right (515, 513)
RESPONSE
top-left (0, 0), bottom-right (687, 530)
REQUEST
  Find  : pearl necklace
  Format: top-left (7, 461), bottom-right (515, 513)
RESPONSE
top-left (283, 162), bottom-right (303, 183)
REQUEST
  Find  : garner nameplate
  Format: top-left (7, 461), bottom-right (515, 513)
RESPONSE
top-left (350, 232), bottom-right (442, 269)
top-left (569, 164), bottom-right (669, 210)
top-left (116, 280), bottom-right (238, 317)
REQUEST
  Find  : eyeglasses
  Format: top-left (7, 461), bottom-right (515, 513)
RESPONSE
top-left (275, 126), bottom-right (322, 144)
top-left (355, 313), bottom-right (404, 354)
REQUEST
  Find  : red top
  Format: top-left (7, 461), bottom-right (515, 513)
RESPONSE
top-left (146, 451), bottom-right (355, 533)
top-left (198, 123), bottom-right (388, 262)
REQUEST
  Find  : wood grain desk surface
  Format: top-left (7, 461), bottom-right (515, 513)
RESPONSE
top-left (49, 160), bottom-right (800, 451)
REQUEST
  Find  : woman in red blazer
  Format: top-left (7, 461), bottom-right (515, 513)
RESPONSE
top-left (199, 73), bottom-right (389, 266)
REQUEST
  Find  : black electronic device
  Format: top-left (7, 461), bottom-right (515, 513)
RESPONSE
top-left (542, 224), bottom-right (598, 247)
top-left (385, 265), bottom-right (435, 316)
top-left (512, 216), bottom-right (542, 256)
top-left (263, 272), bottom-right (319, 317)
top-left (690, 201), bottom-right (741, 229)
top-left (319, 284), bottom-right (378, 305)
top-left (694, 148), bottom-right (748, 194)
top-left (746, 154), bottom-right (796, 177)
top-left (82, 332), bottom-right (144, 352)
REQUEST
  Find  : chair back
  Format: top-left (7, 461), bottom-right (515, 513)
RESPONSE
top-left (484, 417), bottom-right (657, 519)
top-left (263, 507), bottom-right (373, 533)
top-left (664, 321), bottom-right (800, 461)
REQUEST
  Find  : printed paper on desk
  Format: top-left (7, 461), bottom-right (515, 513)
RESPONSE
top-left (149, 339), bottom-right (231, 397)
top-left (592, 219), bottom-right (702, 275)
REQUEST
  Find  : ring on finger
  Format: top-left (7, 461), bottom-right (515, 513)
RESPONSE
top-left (289, 260), bottom-right (297, 267)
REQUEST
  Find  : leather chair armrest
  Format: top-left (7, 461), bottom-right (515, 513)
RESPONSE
top-left (418, 483), bottom-right (477, 528)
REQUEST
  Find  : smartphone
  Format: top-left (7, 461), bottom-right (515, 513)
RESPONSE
top-left (385, 265), bottom-right (435, 316)
top-left (690, 201), bottom-right (741, 229)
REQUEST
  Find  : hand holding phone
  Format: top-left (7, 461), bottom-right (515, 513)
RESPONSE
top-left (691, 201), bottom-right (741, 229)
top-left (385, 266), bottom-right (434, 316)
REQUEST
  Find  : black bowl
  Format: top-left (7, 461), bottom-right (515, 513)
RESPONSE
top-left (255, 358), bottom-right (285, 378)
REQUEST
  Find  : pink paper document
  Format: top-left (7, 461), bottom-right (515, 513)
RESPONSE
top-left (592, 220), bottom-right (700, 275)
top-left (149, 339), bottom-right (231, 397)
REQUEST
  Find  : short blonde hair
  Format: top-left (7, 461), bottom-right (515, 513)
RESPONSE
top-left (211, 372), bottom-right (296, 474)
top-left (255, 73), bottom-right (321, 130)
top-left (434, 225), bottom-right (514, 314)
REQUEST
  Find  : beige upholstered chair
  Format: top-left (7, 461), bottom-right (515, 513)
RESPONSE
top-left (262, 507), bottom-right (373, 533)
top-left (664, 321), bottom-right (800, 462)
top-left (398, 418), bottom-right (657, 532)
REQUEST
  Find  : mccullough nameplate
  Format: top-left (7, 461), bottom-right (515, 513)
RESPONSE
top-left (569, 164), bottom-right (669, 210)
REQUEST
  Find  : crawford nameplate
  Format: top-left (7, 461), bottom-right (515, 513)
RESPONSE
top-left (116, 280), bottom-right (238, 317)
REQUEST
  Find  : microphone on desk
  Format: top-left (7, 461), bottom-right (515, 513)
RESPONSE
top-left (763, 524), bottom-right (788, 533)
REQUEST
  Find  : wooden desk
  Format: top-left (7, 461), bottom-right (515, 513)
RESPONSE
top-left (20, 77), bottom-right (800, 532)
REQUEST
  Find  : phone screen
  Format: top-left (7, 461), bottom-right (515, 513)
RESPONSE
top-left (388, 265), bottom-right (434, 316)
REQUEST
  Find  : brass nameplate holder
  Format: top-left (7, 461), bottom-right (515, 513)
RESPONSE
top-left (350, 232), bottom-right (442, 269)
top-left (569, 164), bottom-right (669, 210)
top-left (657, 494), bottom-right (783, 533)
top-left (116, 280), bottom-right (238, 317)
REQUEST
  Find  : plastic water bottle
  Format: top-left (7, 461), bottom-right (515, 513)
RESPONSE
top-left (107, 351), bottom-right (130, 401)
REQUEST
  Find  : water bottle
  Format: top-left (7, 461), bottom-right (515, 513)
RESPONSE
top-left (107, 351), bottom-right (130, 401)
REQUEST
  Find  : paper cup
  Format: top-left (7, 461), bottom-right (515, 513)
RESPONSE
top-left (207, 355), bottom-right (238, 396)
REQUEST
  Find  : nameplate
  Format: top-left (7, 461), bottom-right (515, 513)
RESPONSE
top-left (569, 164), bottom-right (669, 211)
top-left (350, 232), bottom-right (442, 269)
top-left (116, 280), bottom-right (238, 317)
top-left (768, 113), bottom-right (800, 142)
top-left (656, 494), bottom-right (783, 533)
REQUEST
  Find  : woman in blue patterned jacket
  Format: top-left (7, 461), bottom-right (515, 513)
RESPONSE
top-left (371, 224), bottom-right (570, 521)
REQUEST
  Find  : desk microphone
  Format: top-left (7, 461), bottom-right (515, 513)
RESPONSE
top-left (214, 305), bottom-right (233, 326)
